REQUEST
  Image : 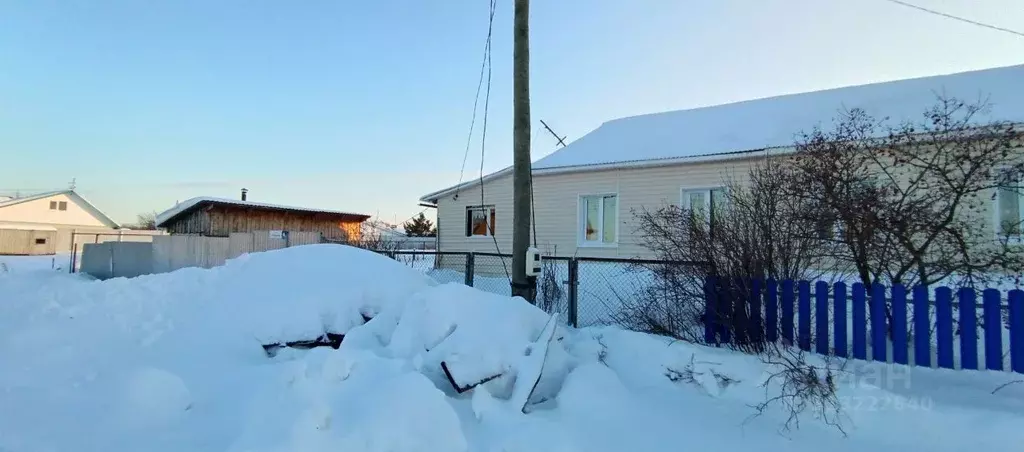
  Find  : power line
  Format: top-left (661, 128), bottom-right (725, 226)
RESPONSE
top-left (529, 125), bottom-right (540, 248)
top-left (391, 207), bottom-right (429, 230)
top-left (478, 0), bottom-right (510, 281)
top-left (453, 4), bottom-right (497, 201)
top-left (880, 0), bottom-right (1024, 38)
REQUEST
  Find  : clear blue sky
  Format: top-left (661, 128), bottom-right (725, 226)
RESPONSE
top-left (1, 0), bottom-right (1022, 225)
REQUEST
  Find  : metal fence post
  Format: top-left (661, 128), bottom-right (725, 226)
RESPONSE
top-left (69, 232), bottom-right (78, 274)
top-left (108, 243), bottom-right (115, 280)
top-left (465, 252), bottom-right (475, 287)
top-left (567, 258), bottom-right (579, 328)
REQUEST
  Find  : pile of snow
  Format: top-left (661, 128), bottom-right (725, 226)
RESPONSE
top-left (1, 244), bottom-right (1022, 451)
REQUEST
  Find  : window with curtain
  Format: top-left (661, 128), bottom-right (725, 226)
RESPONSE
top-left (580, 194), bottom-right (617, 245)
top-left (682, 187), bottom-right (727, 223)
top-left (996, 170), bottom-right (1023, 237)
top-left (465, 206), bottom-right (496, 237)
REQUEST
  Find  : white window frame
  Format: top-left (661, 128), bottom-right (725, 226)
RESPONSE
top-left (577, 193), bottom-right (618, 247)
top-left (465, 205), bottom-right (496, 238)
top-left (993, 168), bottom-right (1024, 241)
top-left (815, 213), bottom-right (846, 242)
top-left (681, 186), bottom-right (727, 221)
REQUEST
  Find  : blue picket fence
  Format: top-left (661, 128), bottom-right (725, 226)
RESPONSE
top-left (703, 279), bottom-right (1024, 373)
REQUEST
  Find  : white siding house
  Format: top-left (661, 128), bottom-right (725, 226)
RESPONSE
top-left (420, 64), bottom-right (1024, 259)
top-left (0, 190), bottom-right (121, 255)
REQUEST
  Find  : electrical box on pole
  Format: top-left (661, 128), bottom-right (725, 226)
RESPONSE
top-left (525, 247), bottom-right (541, 277)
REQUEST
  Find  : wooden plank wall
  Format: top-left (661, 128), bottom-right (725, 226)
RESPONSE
top-left (164, 205), bottom-right (362, 240)
top-left (0, 229), bottom-right (57, 255)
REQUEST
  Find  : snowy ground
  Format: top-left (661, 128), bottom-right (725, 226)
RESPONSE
top-left (1, 245), bottom-right (1022, 452)
top-left (0, 253), bottom-right (68, 273)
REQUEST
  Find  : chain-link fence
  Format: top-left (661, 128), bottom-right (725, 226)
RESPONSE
top-left (378, 250), bottom-right (706, 328)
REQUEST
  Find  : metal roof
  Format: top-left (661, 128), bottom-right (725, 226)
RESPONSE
top-left (421, 63), bottom-right (1024, 203)
top-left (155, 197), bottom-right (370, 227)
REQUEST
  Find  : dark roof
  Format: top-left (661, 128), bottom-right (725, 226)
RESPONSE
top-left (155, 197), bottom-right (370, 227)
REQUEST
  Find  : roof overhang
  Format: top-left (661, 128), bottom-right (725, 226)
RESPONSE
top-left (419, 147), bottom-right (793, 204)
top-left (0, 222), bottom-right (59, 231)
top-left (156, 198), bottom-right (371, 228)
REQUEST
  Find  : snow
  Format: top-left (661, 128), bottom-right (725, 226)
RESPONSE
top-left (155, 196), bottom-right (367, 227)
top-left (534, 64), bottom-right (1024, 170)
top-left (0, 253), bottom-right (67, 273)
top-left (2, 244), bottom-right (1023, 451)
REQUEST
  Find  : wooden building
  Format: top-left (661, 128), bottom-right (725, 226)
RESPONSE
top-left (0, 224), bottom-right (57, 255)
top-left (155, 196), bottom-right (369, 242)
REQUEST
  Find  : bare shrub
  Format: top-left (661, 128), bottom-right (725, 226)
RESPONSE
top-left (342, 220), bottom-right (400, 255)
top-left (664, 354), bottom-right (739, 393)
top-left (785, 96), bottom-right (1024, 289)
top-left (748, 344), bottom-right (847, 436)
top-left (615, 158), bottom-right (841, 352)
top-left (537, 257), bottom-right (565, 315)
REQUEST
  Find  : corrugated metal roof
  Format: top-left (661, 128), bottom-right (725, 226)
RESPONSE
top-left (155, 197), bottom-right (370, 227)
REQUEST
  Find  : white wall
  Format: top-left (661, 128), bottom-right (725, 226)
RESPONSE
top-left (435, 156), bottom-right (763, 259)
top-left (0, 193), bottom-right (110, 227)
top-left (436, 148), bottom-right (1019, 260)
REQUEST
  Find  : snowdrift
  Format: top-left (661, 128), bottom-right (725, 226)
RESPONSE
top-left (1, 244), bottom-right (1022, 452)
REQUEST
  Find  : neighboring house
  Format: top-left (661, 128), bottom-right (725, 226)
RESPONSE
top-left (155, 195), bottom-right (370, 242)
top-left (420, 64), bottom-right (1024, 259)
top-left (374, 222), bottom-right (437, 250)
top-left (0, 189), bottom-right (121, 255)
top-left (77, 196), bottom-right (369, 279)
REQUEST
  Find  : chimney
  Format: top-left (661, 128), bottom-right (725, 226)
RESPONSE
top-left (241, 188), bottom-right (248, 201)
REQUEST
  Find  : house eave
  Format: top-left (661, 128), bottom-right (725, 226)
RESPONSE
top-left (419, 146), bottom-right (795, 204)
top-left (156, 200), bottom-right (371, 228)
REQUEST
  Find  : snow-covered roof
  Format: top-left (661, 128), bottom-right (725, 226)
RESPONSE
top-left (155, 197), bottom-right (370, 227)
top-left (534, 64), bottom-right (1024, 170)
top-left (0, 190), bottom-right (120, 228)
top-left (0, 190), bottom-right (66, 209)
top-left (421, 64), bottom-right (1024, 203)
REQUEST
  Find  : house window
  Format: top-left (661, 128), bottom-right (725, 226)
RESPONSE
top-left (49, 201), bottom-right (57, 210)
top-left (35, 238), bottom-right (47, 245)
top-left (816, 213), bottom-right (845, 241)
top-left (996, 170), bottom-right (1023, 237)
top-left (682, 188), bottom-right (727, 222)
top-left (58, 201), bottom-right (67, 211)
top-left (466, 205), bottom-right (496, 237)
top-left (579, 194), bottom-right (617, 245)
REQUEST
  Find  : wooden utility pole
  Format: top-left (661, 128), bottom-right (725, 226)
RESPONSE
top-left (511, 0), bottom-right (536, 302)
